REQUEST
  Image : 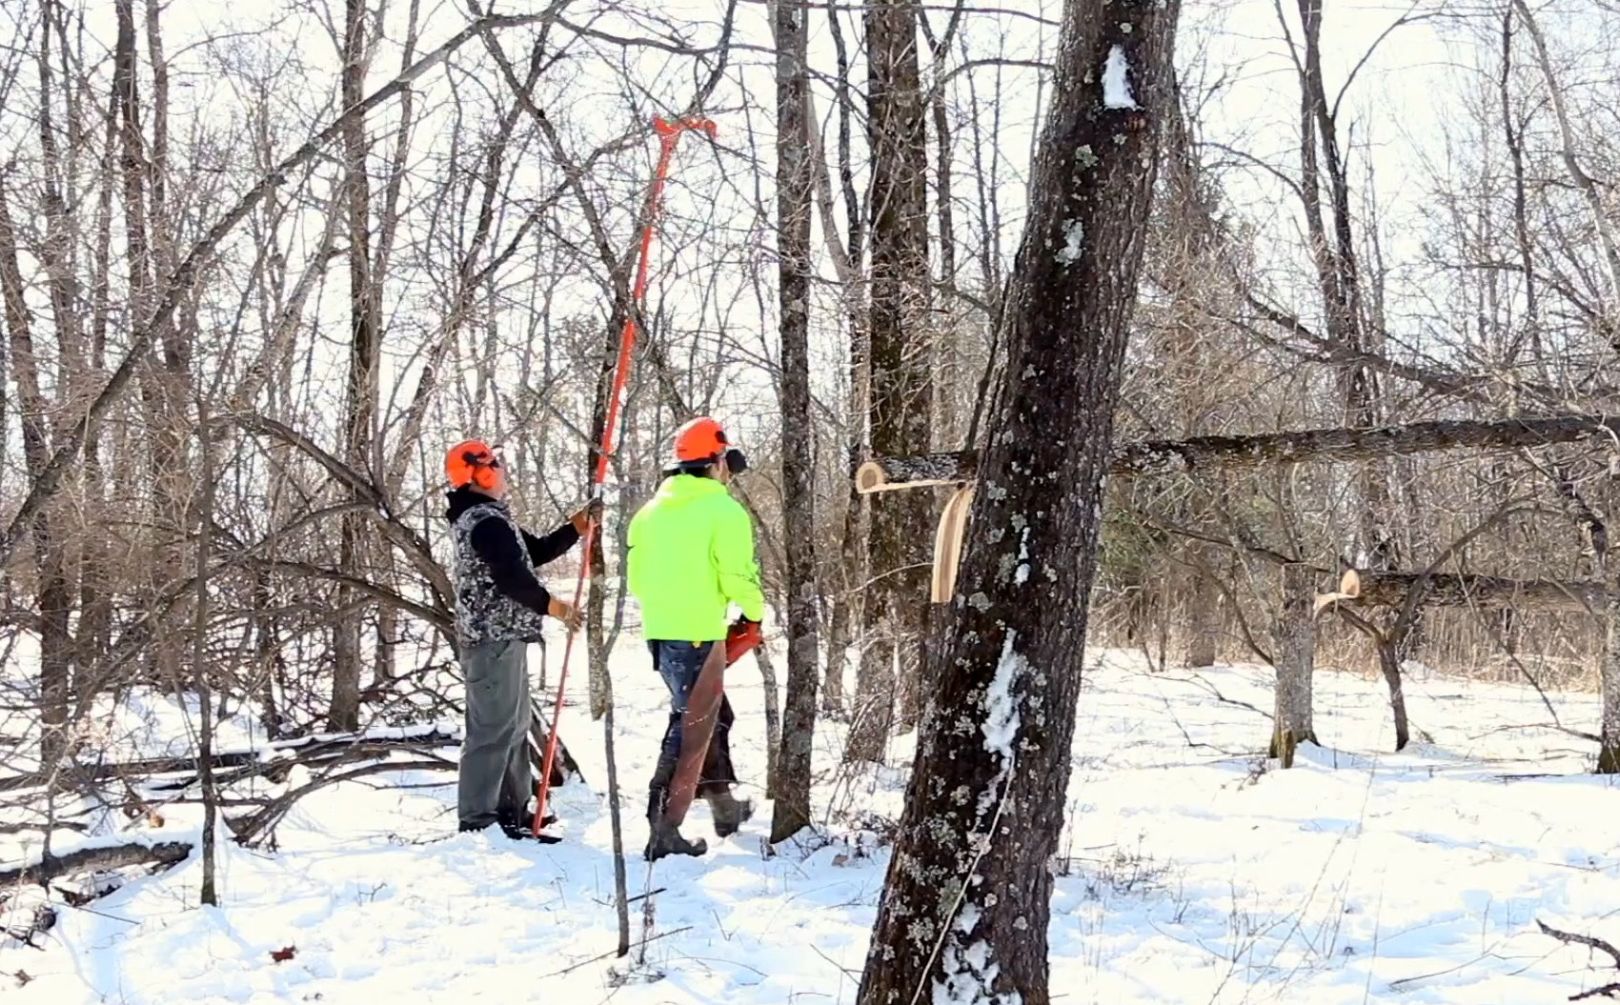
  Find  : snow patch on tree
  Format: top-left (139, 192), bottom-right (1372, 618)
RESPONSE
top-left (935, 936), bottom-right (1021, 1005)
top-left (956, 902), bottom-right (981, 934)
top-left (1102, 45), bottom-right (1137, 110)
top-left (983, 633), bottom-right (1023, 761)
top-left (1056, 220), bottom-right (1084, 265)
top-left (975, 632), bottom-right (1025, 821)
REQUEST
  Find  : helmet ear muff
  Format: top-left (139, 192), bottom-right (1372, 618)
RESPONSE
top-left (463, 449), bottom-right (499, 490)
top-left (724, 448), bottom-right (749, 476)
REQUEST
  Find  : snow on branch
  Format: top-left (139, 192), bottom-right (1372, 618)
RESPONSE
top-left (0, 840), bottom-right (191, 887)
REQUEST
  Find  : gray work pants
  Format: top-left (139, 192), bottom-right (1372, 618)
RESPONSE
top-left (458, 638), bottom-right (532, 829)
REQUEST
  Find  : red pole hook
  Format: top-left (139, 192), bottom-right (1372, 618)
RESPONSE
top-left (533, 115), bottom-right (715, 836)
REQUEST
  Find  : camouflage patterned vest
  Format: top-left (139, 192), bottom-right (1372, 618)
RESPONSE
top-left (450, 502), bottom-right (550, 646)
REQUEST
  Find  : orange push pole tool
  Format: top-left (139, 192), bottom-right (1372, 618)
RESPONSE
top-left (532, 115), bottom-right (717, 836)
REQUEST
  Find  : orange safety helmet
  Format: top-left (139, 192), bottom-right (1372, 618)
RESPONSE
top-left (672, 416), bottom-right (730, 463)
top-left (445, 439), bottom-right (501, 491)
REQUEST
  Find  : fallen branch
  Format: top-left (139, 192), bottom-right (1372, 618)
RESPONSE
top-left (1540, 919), bottom-right (1620, 967)
top-left (0, 727), bottom-right (463, 795)
top-left (0, 821), bottom-right (88, 836)
top-left (858, 415), bottom-right (1620, 493)
top-left (1, 714), bottom-right (584, 797)
top-left (1156, 673), bottom-right (1273, 721)
top-left (1, 904), bottom-right (57, 948)
top-left (1540, 919), bottom-right (1620, 1001)
top-left (1353, 571), bottom-right (1602, 614)
top-left (1136, 510), bottom-right (1603, 614)
top-left (0, 841), bottom-right (191, 887)
top-left (229, 758), bottom-right (455, 848)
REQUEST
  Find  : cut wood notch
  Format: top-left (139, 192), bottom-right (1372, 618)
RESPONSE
top-left (1313, 568), bottom-right (1361, 614)
top-left (930, 484), bottom-right (975, 603)
top-left (855, 453), bottom-right (978, 604)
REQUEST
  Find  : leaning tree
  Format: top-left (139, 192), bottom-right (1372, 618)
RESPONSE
top-left (856, 1), bottom-right (1181, 1002)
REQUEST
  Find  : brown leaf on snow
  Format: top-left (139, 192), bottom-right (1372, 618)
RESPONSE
top-left (270, 946), bottom-right (297, 963)
top-left (832, 853), bottom-right (850, 868)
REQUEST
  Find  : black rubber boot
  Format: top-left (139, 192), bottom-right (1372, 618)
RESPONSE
top-left (705, 790), bottom-right (754, 839)
top-left (498, 813), bottom-right (561, 844)
top-left (643, 819), bottom-right (708, 862)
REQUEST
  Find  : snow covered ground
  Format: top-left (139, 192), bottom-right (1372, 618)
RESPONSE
top-left (3, 644), bottom-right (1619, 1003)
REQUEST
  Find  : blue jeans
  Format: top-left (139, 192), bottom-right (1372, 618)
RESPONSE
top-left (647, 641), bottom-right (737, 819)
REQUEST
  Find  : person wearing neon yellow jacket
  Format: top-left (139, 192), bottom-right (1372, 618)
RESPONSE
top-left (627, 416), bottom-right (765, 860)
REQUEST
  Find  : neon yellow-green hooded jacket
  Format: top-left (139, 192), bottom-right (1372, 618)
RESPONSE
top-left (627, 474), bottom-right (766, 641)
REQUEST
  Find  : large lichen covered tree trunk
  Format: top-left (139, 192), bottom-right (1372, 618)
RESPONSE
top-left (855, 4), bottom-right (1181, 1002)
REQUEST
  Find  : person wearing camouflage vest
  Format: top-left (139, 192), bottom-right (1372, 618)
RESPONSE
top-left (443, 439), bottom-right (598, 840)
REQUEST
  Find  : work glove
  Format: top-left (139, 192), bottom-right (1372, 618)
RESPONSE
top-left (570, 498), bottom-right (605, 534)
top-left (724, 618), bottom-right (763, 667)
top-left (548, 596), bottom-right (582, 634)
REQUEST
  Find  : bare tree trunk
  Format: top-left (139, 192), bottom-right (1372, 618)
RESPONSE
top-left (1598, 495), bottom-right (1620, 773)
top-left (921, 8), bottom-right (963, 442)
top-left (1600, 562), bottom-right (1620, 773)
top-left (822, 506), bottom-right (855, 715)
top-left (1183, 548), bottom-right (1220, 668)
top-left (857, 5), bottom-right (1179, 1001)
top-left (365, 0), bottom-right (422, 699)
top-left (194, 401), bottom-right (218, 906)
top-left (1270, 564), bottom-right (1315, 765)
top-left (252, 567), bottom-right (284, 739)
top-left (77, 53), bottom-right (120, 672)
top-left (820, 0), bottom-right (866, 721)
top-left (0, 176), bottom-right (73, 768)
top-left (1374, 637), bottom-right (1411, 753)
top-left (584, 388), bottom-right (614, 723)
top-left (770, 0), bottom-right (820, 841)
top-left (115, 0), bottom-right (188, 683)
top-left (1498, 6), bottom-right (1542, 370)
top-left (849, 0), bottom-right (933, 759)
top-left (0, 221), bottom-right (6, 515)
top-left (845, 639), bottom-right (895, 763)
top-left (824, 342), bottom-right (868, 721)
top-left (331, 0), bottom-right (379, 731)
top-left (755, 641), bottom-right (783, 800)
top-left (600, 702), bottom-right (632, 956)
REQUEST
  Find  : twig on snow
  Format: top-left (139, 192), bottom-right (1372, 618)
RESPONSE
top-left (1540, 919), bottom-right (1620, 966)
top-left (544, 925), bottom-right (693, 978)
top-left (1540, 919), bottom-right (1620, 1001)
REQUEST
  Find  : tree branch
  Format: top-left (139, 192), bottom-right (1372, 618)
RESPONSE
top-left (0, 11), bottom-right (559, 567)
top-left (0, 840), bottom-right (191, 886)
top-left (860, 415), bottom-right (1620, 490)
